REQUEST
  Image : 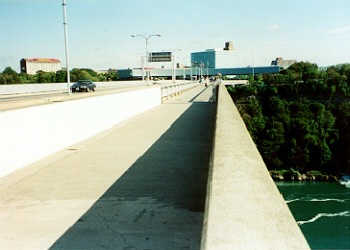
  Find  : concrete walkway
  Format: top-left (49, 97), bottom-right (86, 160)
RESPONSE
top-left (0, 85), bottom-right (215, 250)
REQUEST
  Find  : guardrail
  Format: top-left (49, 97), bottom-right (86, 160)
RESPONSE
top-left (160, 81), bottom-right (200, 99)
top-left (0, 80), bottom-right (178, 96)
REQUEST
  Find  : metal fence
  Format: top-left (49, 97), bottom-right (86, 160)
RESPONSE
top-left (160, 81), bottom-right (199, 98)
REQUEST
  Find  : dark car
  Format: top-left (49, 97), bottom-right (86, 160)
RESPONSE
top-left (70, 80), bottom-right (96, 92)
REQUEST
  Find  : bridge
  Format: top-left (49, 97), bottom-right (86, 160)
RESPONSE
top-left (118, 66), bottom-right (280, 79)
top-left (0, 81), bottom-right (310, 249)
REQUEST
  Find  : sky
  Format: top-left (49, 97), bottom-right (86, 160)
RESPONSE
top-left (1, 0), bottom-right (350, 72)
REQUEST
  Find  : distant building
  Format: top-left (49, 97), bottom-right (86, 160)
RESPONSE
top-left (20, 58), bottom-right (61, 74)
top-left (271, 57), bottom-right (296, 69)
top-left (119, 41), bottom-right (281, 79)
top-left (191, 50), bottom-right (216, 68)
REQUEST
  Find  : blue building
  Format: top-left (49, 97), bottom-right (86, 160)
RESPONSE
top-left (191, 50), bottom-right (216, 68)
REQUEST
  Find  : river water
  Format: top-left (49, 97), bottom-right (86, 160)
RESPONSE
top-left (276, 182), bottom-right (350, 250)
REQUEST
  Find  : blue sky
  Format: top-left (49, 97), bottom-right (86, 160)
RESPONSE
top-left (1, 0), bottom-right (350, 71)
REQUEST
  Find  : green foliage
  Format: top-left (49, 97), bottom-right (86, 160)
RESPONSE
top-left (37, 71), bottom-right (56, 83)
top-left (228, 61), bottom-right (350, 174)
top-left (0, 67), bottom-right (118, 84)
top-left (70, 68), bottom-right (97, 82)
top-left (104, 70), bottom-right (119, 81)
top-left (55, 70), bottom-right (67, 83)
top-left (3, 67), bottom-right (17, 75)
top-left (332, 102), bottom-right (350, 172)
top-left (0, 67), bottom-right (20, 84)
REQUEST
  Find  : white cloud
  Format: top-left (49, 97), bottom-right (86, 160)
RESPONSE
top-left (267, 24), bottom-right (280, 31)
top-left (328, 25), bottom-right (350, 35)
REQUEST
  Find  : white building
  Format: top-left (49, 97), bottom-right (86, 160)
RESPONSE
top-left (20, 58), bottom-right (61, 74)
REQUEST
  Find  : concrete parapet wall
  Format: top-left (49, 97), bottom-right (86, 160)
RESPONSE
top-left (0, 87), bottom-right (161, 178)
top-left (201, 84), bottom-right (310, 249)
top-left (0, 81), bottom-right (144, 95)
top-left (0, 80), bottom-right (188, 96)
top-left (223, 80), bottom-right (249, 85)
top-left (0, 82), bottom-right (66, 95)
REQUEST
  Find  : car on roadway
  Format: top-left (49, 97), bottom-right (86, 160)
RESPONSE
top-left (70, 80), bottom-right (96, 92)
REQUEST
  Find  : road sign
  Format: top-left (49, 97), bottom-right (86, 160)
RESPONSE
top-left (148, 52), bottom-right (172, 62)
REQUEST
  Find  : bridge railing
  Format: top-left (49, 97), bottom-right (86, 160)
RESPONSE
top-left (0, 80), bottom-right (181, 96)
top-left (200, 84), bottom-right (310, 250)
top-left (160, 81), bottom-right (199, 99)
top-left (0, 81), bottom-right (148, 96)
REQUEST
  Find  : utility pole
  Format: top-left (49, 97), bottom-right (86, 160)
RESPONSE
top-left (62, 0), bottom-right (70, 94)
top-left (172, 54), bottom-right (176, 83)
top-left (145, 38), bottom-right (149, 82)
top-left (141, 56), bottom-right (145, 82)
top-left (207, 60), bottom-right (209, 77)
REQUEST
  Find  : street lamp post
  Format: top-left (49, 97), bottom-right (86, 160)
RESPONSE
top-left (172, 55), bottom-right (176, 83)
top-left (198, 65), bottom-right (200, 80)
top-left (193, 62), bottom-right (199, 81)
top-left (62, 0), bottom-right (70, 94)
top-left (182, 54), bottom-right (186, 80)
top-left (141, 56), bottom-right (145, 81)
top-left (192, 61), bottom-right (197, 81)
top-left (169, 49), bottom-right (182, 83)
top-left (131, 34), bottom-right (161, 82)
top-left (207, 60), bottom-right (209, 77)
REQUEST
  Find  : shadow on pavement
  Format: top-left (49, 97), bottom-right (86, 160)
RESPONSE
top-left (188, 86), bottom-right (210, 102)
top-left (50, 102), bottom-right (216, 250)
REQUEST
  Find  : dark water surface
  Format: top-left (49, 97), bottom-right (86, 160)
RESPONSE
top-left (277, 182), bottom-right (350, 250)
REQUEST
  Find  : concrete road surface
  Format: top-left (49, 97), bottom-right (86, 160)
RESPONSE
top-left (0, 85), bottom-right (149, 111)
top-left (0, 85), bottom-right (215, 250)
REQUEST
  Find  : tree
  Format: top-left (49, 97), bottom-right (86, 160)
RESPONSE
top-left (37, 71), bottom-right (56, 83)
top-left (2, 67), bottom-right (17, 76)
top-left (70, 68), bottom-right (98, 82)
top-left (227, 61), bottom-right (350, 174)
top-left (0, 74), bottom-right (6, 84)
top-left (55, 70), bottom-right (67, 83)
top-left (333, 102), bottom-right (350, 173)
top-left (1, 67), bottom-right (20, 84)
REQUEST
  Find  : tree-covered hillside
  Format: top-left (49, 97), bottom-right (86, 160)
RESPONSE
top-left (0, 67), bottom-right (118, 84)
top-left (227, 62), bottom-right (350, 176)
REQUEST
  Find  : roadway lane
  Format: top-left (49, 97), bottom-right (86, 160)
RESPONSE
top-left (0, 81), bottom-right (194, 111)
top-left (0, 84), bottom-right (151, 102)
top-left (0, 85), bottom-right (150, 111)
top-left (0, 85), bottom-right (215, 250)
